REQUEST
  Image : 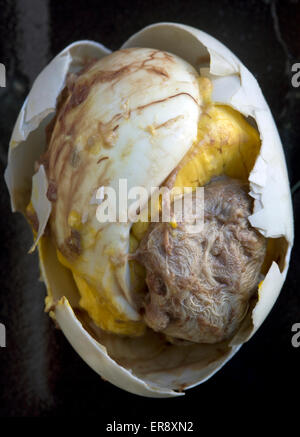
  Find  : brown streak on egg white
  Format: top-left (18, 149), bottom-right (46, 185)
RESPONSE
top-left (155, 115), bottom-right (184, 130)
top-left (144, 66), bottom-right (169, 78)
top-left (98, 115), bottom-right (122, 148)
top-left (55, 140), bottom-right (73, 183)
top-left (97, 156), bottom-right (109, 164)
top-left (59, 82), bottom-right (90, 120)
top-left (136, 92), bottom-right (200, 113)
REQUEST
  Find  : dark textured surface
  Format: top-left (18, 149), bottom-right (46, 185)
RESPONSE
top-left (0, 0), bottom-right (299, 427)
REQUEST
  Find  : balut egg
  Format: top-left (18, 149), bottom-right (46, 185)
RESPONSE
top-left (5, 23), bottom-right (293, 397)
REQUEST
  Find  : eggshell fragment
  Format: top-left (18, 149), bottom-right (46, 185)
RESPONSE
top-left (5, 23), bottom-right (294, 397)
top-left (28, 164), bottom-right (51, 252)
top-left (55, 296), bottom-right (181, 398)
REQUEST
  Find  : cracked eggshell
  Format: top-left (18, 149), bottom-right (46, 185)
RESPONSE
top-left (5, 23), bottom-right (293, 398)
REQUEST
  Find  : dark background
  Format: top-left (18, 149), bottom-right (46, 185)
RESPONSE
top-left (0, 0), bottom-right (299, 428)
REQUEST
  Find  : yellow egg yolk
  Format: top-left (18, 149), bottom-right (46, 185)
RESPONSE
top-left (56, 248), bottom-right (145, 336)
top-left (131, 102), bottom-right (261, 244)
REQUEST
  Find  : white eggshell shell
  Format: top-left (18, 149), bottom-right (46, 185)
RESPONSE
top-left (28, 164), bottom-right (51, 252)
